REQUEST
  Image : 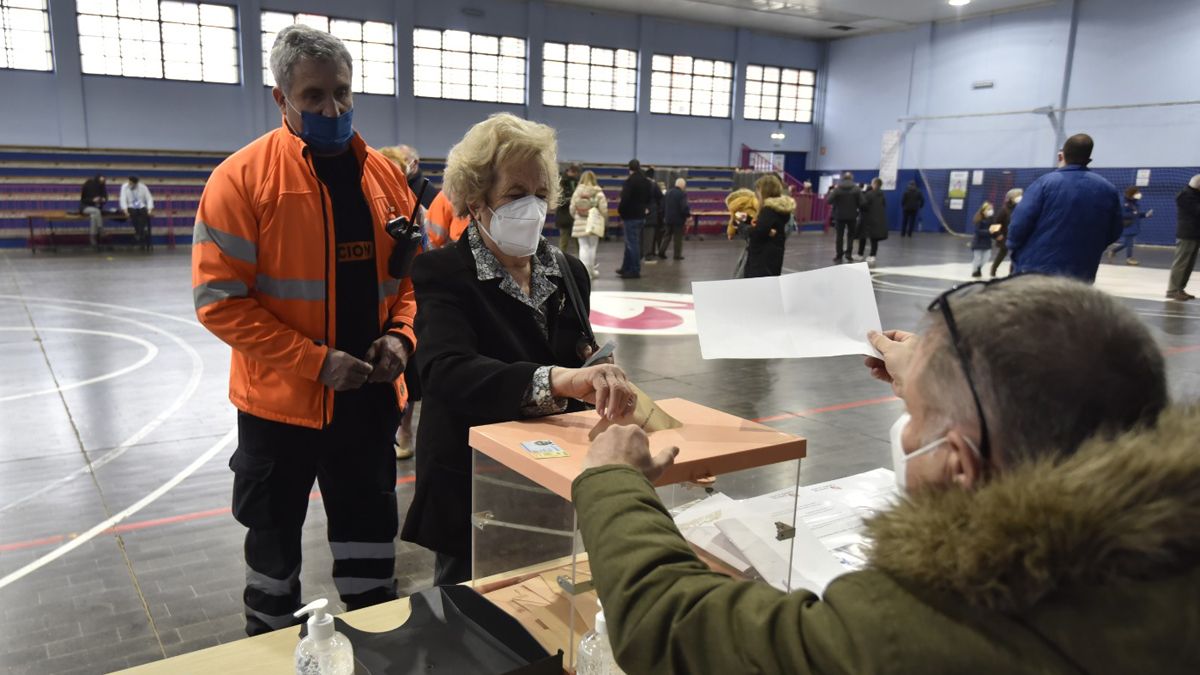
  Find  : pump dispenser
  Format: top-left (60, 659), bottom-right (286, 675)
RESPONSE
top-left (576, 603), bottom-right (625, 675)
top-left (294, 599), bottom-right (354, 675)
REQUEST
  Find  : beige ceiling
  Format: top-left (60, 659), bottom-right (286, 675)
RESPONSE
top-left (550, 0), bottom-right (1055, 39)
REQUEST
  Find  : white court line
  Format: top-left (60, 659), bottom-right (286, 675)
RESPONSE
top-left (0, 327), bottom-right (158, 402)
top-left (0, 302), bottom-right (206, 516)
top-left (0, 427), bottom-right (236, 591)
top-left (0, 294), bottom-right (203, 329)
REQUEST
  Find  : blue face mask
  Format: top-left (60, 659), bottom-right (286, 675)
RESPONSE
top-left (287, 99), bottom-right (354, 154)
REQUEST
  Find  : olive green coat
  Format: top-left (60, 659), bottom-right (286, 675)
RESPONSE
top-left (572, 407), bottom-right (1200, 674)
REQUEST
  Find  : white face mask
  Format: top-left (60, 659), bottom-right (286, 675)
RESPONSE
top-left (984, 208), bottom-right (995, 218)
top-left (1014, 196), bottom-right (1023, 204)
top-left (1133, 193), bottom-right (1143, 201)
top-left (478, 195), bottom-right (547, 257)
top-left (889, 413), bottom-right (980, 493)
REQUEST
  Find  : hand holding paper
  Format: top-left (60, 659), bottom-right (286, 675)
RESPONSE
top-left (692, 263), bottom-right (883, 360)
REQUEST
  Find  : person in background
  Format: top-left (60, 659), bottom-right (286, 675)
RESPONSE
top-left (827, 171), bottom-right (864, 263)
top-left (1109, 186), bottom-right (1153, 266)
top-left (556, 162), bottom-right (580, 256)
top-left (900, 180), bottom-right (924, 237)
top-left (616, 159), bottom-right (651, 279)
top-left (989, 188), bottom-right (1022, 277)
top-left (119, 175), bottom-right (154, 251)
top-left (1167, 174), bottom-right (1200, 301)
top-left (660, 177), bottom-right (690, 261)
top-left (193, 25), bottom-right (417, 636)
top-left (856, 177), bottom-right (888, 263)
top-left (1006, 133), bottom-right (1123, 282)
top-left (80, 173), bottom-right (108, 248)
top-left (572, 275), bottom-right (1187, 675)
top-left (424, 190), bottom-right (470, 250)
top-left (737, 174), bottom-right (793, 278)
top-left (970, 200), bottom-right (995, 278)
top-left (400, 113), bottom-right (635, 585)
top-left (380, 144), bottom-right (438, 210)
top-left (643, 167), bottom-right (664, 263)
top-left (571, 170), bottom-right (607, 279)
top-left (725, 188), bottom-right (758, 279)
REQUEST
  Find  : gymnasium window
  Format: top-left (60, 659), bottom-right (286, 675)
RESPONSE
top-left (412, 28), bottom-right (526, 105)
top-left (1, 0), bottom-right (52, 72)
top-left (542, 41), bottom-right (636, 112)
top-left (261, 11), bottom-right (395, 95)
top-left (76, 0), bottom-right (238, 83)
top-left (649, 53), bottom-right (732, 118)
top-left (744, 64), bottom-right (815, 123)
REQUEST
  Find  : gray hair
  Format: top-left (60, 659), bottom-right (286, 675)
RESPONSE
top-left (1004, 187), bottom-right (1024, 204)
top-left (269, 24), bottom-right (353, 95)
top-left (1189, 174), bottom-right (1200, 190)
top-left (916, 275), bottom-right (1166, 466)
top-left (675, 178), bottom-right (686, 189)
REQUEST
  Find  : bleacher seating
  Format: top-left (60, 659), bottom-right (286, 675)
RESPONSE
top-left (1, 147), bottom-right (816, 249)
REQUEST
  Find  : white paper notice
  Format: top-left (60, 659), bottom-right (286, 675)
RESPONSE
top-left (692, 263), bottom-right (882, 360)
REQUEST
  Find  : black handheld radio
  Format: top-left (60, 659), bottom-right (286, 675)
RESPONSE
top-left (385, 178), bottom-right (429, 279)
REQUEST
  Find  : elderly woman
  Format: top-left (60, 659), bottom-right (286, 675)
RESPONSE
top-left (400, 113), bottom-right (635, 585)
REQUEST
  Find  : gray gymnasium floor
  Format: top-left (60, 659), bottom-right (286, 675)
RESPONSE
top-left (2, 232), bottom-right (1198, 674)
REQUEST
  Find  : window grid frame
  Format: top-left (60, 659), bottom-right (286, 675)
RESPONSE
top-left (1, 0), bottom-right (53, 73)
top-left (75, 0), bottom-right (241, 85)
top-left (412, 26), bottom-right (527, 105)
top-left (743, 62), bottom-right (816, 124)
top-left (261, 10), bottom-right (396, 96)
top-left (648, 51), bottom-right (734, 120)
top-left (541, 40), bottom-right (637, 113)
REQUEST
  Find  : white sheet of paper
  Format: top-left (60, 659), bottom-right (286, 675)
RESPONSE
top-left (692, 263), bottom-right (882, 360)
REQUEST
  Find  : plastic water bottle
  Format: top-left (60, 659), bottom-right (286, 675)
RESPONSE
top-left (577, 606), bottom-right (626, 675)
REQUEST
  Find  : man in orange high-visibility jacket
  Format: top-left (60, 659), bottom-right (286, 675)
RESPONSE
top-left (192, 25), bottom-right (418, 637)
top-left (424, 189), bottom-right (470, 249)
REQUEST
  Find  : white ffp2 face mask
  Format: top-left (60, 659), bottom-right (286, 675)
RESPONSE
top-left (479, 195), bottom-right (547, 257)
top-left (890, 413), bottom-right (982, 494)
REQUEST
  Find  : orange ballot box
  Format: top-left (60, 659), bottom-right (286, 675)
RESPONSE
top-left (467, 398), bottom-right (806, 668)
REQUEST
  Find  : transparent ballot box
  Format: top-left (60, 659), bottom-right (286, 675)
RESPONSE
top-left (468, 398), bottom-right (807, 669)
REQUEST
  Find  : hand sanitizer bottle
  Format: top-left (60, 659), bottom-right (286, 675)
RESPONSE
top-left (577, 605), bottom-right (626, 675)
top-left (293, 599), bottom-right (354, 675)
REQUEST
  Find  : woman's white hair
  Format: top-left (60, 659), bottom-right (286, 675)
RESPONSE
top-left (442, 113), bottom-right (560, 218)
top-left (269, 24), bottom-right (353, 95)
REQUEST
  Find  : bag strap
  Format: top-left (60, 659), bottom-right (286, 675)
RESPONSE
top-left (552, 249), bottom-right (596, 347)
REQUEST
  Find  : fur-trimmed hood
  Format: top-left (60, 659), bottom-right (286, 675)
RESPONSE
top-left (762, 195), bottom-right (796, 214)
top-left (866, 406), bottom-right (1200, 614)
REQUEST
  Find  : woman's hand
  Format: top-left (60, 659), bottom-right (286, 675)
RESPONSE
top-left (550, 364), bottom-right (635, 419)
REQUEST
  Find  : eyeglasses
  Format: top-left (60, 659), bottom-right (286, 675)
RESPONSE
top-left (925, 276), bottom-right (1023, 461)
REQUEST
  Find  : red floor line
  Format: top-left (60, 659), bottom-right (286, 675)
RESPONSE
top-left (1164, 344), bottom-right (1200, 355)
top-left (752, 395), bottom-right (901, 423)
top-left (0, 534), bottom-right (66, 553)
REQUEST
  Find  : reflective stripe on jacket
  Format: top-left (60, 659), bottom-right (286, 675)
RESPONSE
top-left (425, 191), bottom-right (470, 249)
top-left (192, 124), bottom-right (418, 429)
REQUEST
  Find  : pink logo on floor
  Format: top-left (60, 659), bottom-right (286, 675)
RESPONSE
top-left (588, 292), bottom-right (697, 335)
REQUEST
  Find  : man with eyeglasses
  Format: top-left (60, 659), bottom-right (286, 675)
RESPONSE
top-left (568, 274), bottom-right (1198, 675)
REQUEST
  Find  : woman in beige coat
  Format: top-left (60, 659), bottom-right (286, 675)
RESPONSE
top-left (570, 170), bottom-right (608, 279)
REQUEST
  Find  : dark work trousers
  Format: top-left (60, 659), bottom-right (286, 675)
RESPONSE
top-left (835, 219), bottom-right (856, 260)
top-left (128, 208), bottom-right (151, 247)
top-left (1168, 238), bottom-right (1200, 293)
top-left (991, 241), bottom-right (1009, 277)
top-left (230, 387), bottom-right (401, 636)
top-left (434, 552), bottom-right (472, 586)
top-left (659, 221), bottom-right (686, 259)
top-left (901, 210), bottom-right (918, 236)
top-left (856, 237), bottom-right (880, 257)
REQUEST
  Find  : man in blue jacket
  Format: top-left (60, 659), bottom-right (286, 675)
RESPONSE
top-left (1006, 134), bottom-right (1123, 282)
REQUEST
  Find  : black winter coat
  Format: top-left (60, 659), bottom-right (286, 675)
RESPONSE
top-left (744, 196), bottom-right (794, 278)
top-left (901, 186), bottom-right (924, 212)
top-left (664, 187), bottom-right (691, 226)
top-left (400, 235), bottom-right (592, 558)
top-left (861, 190), bottom-right (889, 240)
top-left (618, 173), bottom-right (652, 220)
top-left (827, 180), bottom-right (863, 222)
top-left (1177, 186), bottom-right (1200, 240)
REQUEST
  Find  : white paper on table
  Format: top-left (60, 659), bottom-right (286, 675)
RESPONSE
top-left (692, 263), bottom-right (882, 360)
top-left (673, 494), bottom-right (755, 574)
top-left (715, 516), bottom-right (844, 595)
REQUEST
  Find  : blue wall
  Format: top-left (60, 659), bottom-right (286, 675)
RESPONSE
top-left (819, 0), bottom-right (1200, 172)
top-left (0, 0), bottom-right (822, 166)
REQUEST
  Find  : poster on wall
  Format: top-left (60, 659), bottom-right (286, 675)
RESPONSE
top-left (971, 170), bottom-right (984, 186)
top-left (879, 130), bottom-right (901, 191)
top-left (948, 170), bottom-right (969, 209)
top-left (1136, 169), bottom-right (1151, 187)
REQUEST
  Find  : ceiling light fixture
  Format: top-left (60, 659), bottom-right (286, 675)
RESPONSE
top-left (948, 0), bottom-right (971, 6)
top-left (770, 126), bottom-right (786, 141)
